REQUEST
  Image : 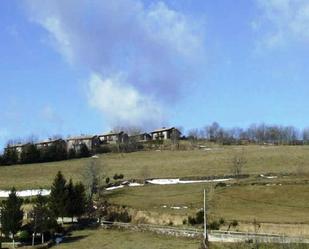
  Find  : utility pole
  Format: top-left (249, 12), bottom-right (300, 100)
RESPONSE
top-left (203, 188), bottom-right (208, 248)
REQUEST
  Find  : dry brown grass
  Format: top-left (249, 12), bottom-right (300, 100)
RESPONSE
top-left (53, 228), bottom-right (200, 249)
top-left (1, 145), bottom-right (309, 189)
top-left (107, 182), bottom-right (309, 226)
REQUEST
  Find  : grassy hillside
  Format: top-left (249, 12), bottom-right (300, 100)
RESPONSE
top-left (1, 145), bottom-right (309, 189)
top-left (107, 182), bottom-right (309, 224)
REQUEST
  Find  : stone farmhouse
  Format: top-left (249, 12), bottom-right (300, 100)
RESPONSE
top-left (150, 127), bottom-right (181, 141)
top-left (5, 127), bottom-right (181, 156)
top-left (66, 135), bottom-right (100, 152)
top-left (35, 138), bottom-right (66, 150)
top-left (129, 133), bottom-right (152, 143)
top-left (4, 143), bottom-right (27, 160)
top-left (5, 143), bottom-right (26, 154)
top-left (98, 131), bottom-right (129, 144)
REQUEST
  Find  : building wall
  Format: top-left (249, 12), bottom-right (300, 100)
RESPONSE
top-left (99, 133), bottom-right (128, 144)
top-left (152, 129), bottom-right (180, 140)
top-left (163, 131), bottom-right (168, 139)
top-left (67, 139), bottom-right (94, 152)
top-left (67, 140), bottom-right (75, 151)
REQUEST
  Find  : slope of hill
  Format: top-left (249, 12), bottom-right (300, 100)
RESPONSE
top-left (0, 145), bottom-right (308, 189)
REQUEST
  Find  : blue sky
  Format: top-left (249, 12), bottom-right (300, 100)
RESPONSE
top-left (1, 0), bottom-right (309, 150)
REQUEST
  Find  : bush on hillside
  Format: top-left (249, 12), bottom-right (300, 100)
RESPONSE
top-left (18, 230), bottom-right (30, 242)
top-left (106, 210), bottom-right (131, 223)
top-left (96, 145), bottom-right (112, 154)
top-left (208, 220), bottom-right (220, 230)
top-left (2, 147), bottom-right (18, 165)
top-left (113, 174), bottom-right (124, 180)
top-left (215, 182), bottom-right (227, 188)
top-left (67, 148), bottom-right (76, 159)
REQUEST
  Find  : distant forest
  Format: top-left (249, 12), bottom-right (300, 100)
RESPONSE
top-left (186, 122), bottom-right (309, 145)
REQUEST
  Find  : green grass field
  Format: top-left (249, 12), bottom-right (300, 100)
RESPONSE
top-left (211, 243), bottom-right (309, 249)
top-left (54, 228), bottom-right (200, 249)
top-left (1, 145), bottom-right (309, 189)
top-left (1, 145), bottom-right (309, 236)
top-left (107, 182), bottom-right (309, 224)
top-left (43, 228), bottom-right (309, 249)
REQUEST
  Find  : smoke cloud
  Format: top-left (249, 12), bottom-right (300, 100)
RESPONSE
top-left (26, 0), bottom-right (205, 128)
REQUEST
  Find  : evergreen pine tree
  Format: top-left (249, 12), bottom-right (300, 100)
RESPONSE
top-left (20, 144), bottom-right (40, 164)
top-left (0, 187), bottom-right (23, 248)
top-left (65, 179), bottom-right (75, 222)
top-left (31, 193), bottom-right (56, 245)
top-left (3, 147), bottom-right (18, 165)
top-left (73, 182), bottom-right (86, 219)
top-left (49, 171), bottom-right (67, 220)
top-left (66, 180), bottom-right (86, 222)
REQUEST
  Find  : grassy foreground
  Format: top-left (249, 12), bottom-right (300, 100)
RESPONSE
top-left (55, 228), bottom-right (200, 249)
top-left (107, 182), bottom-right (309, 224)
top-left (211, 243), bottom-right (309, 249)
top-left (35, 228), bottom-right (309, 249)
top-left (1, 145), bottom-right (309, 189)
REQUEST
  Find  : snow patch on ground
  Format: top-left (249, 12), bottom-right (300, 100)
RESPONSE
top-left (128, 182), bottom-right (144, 187)
top-left (266, 176), bottom-right (277, 179)
top-left (105, 178), bottom-right (232, 191)
top-left (162, 205), bottom-right (188, 210)
top-left (146, 178), bottom-right (232, 185)
top-left (105, 185), bottom-right (125, 191)
top-left (105, 182), bottom-right (144, 191)
top-left (0, 189), bottom-right (50, 198)
top-left (260, 174), bottom-right (278, 179)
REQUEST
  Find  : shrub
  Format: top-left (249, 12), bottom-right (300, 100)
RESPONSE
top-left (109, 144), bottom-right (120, 153)
top-left (231, 220), bottom-right (238, 227)
top-left (96, 145), bottom-right (111, 154)
top-left (208, 221), bottom-right (220, 230)
top-left (188, 210), bottom-right (204, 225)
top-left (113, 174), bottom-right (124, 180)
top-left (215, 182), bottom-right (227, 188)
top-left (106, 210), bottom-right (131, 223)
top-left (68, 148), bottom-right (76, 159)
top-left (228, 219), bottom-right (239, 231)
top-left (23, 197), bottom-right (31, 204)
top-left (219, 217), bottom-right (225, 225)
top-left (18, 230), bottom-right (30, 242)
top-left (188, 216), bottom-right (196, 225)
top-left (195, 210), bottom-right (204, 224)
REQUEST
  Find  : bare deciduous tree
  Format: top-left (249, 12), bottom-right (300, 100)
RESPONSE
top-left (83, 159), bottom-right (103, 203)
top-left (231, 151), bottom-right (247, 178)
top-left (187, 128), bottom-right (199, 146)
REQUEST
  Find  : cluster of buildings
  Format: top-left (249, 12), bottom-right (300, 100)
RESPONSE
top-left (6, 127), bottom-right (181, 155)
